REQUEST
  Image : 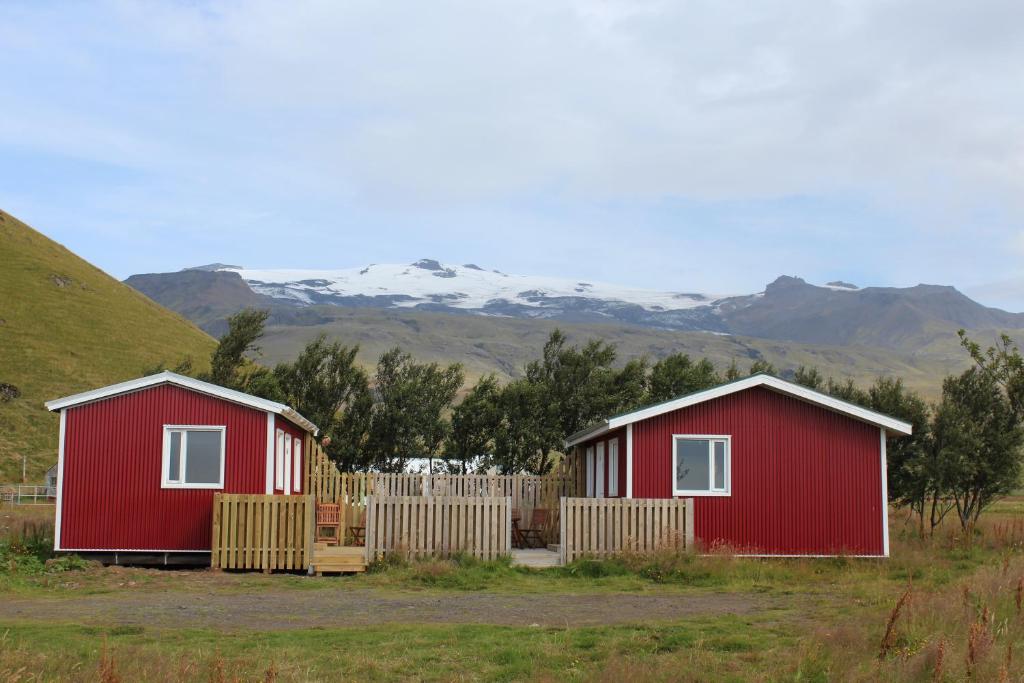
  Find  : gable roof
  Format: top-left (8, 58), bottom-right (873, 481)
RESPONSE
top-left (565, 373), bottom-right (913, 447)
top-left (45, 371), bottom-right (319, 435)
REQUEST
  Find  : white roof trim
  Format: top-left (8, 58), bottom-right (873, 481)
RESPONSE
top-left (565, 373), bottom-right (912, 447)
top-left (44, 371), bottom-right (319, 436)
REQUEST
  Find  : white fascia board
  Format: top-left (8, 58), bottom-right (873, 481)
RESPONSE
top-left (44, 371), bottom-right (319, 435)
top-left (566, 374), bottom-right (912, 448)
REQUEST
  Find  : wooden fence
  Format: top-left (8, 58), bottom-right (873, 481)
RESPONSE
top-left (364, 496), bottom-right (512, 561)
top-left (211, 494), bottom-right (315, 571)
top-left (303, 436), bottom-right (576, 545)
top-left (560, 497), bottom-right (694, 564)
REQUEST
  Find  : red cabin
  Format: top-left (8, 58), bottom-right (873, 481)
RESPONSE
top-left (46, 372), bottom-right (318, 564)
top-left (566, 374), bottom-right (912, 557)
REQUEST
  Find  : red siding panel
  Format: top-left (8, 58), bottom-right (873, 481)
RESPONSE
top-left (584, 386), bottom-right (883, 555)
top-left (60, 385), bottom-right (271, 551)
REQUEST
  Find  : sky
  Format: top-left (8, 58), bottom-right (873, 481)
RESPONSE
top-left (2, 1), bottom-right (1024, 311)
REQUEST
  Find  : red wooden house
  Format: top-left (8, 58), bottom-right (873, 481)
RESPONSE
top-left (46, 372), bottom-right (318, 564)
top-left (565, 373), bottom-right (912, 557)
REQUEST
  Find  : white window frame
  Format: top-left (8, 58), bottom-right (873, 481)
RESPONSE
top-left (585, 446), bottom-right (594, 497)
top-left (161, 425), bottom-right (226, 490)
top-left (283, 435), bottom-right (292, 494)
top-left (595, 441), bottom-right (605, 498)
top-left (672, 434), bottom-right (731, 497)
top-left (608, 439), bottom-right (619, 497)
top-left (293, 438), bottom-right (303, 493)
top-left (275, 429), bottom-right (285, 490)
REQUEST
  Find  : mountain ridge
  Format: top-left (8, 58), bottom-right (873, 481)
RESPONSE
top-left (126, 261), bottom-right (1024, 350)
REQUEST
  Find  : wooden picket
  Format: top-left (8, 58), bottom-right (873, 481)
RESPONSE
top-left (210, 494), bottom-right (316, 571)
top-left (559, 497), bottom-right (694, 564)
top-left (364, 496), bottom-right (512, 561)
top-left (303, 435), bottom-right (577, 545)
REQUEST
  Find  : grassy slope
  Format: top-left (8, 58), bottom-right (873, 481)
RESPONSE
top-left (255, 306), bottom-right (998, 401)
top-left (0, 210), bottom-right (216, 480)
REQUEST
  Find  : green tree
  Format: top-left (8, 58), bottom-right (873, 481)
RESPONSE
top-left (365, 348), bottom-right (464, 473)
top-left (522, 330), bottom-right (646, 473)
top-left (445, 375), bottom-right (502, 474)
top-left (646, 354), bottom-right (720, 403)
top-left (867, 377), bottom-right (944, 534)
top-left (493, 379), bottom-right (551, 474)
top-left (201, 309), bottom-right (270, 390)
top-left (724, 359), bottom-right (742, 381)
top-left (748, 359), bottom-right (776, 376)
top-left (933, 368), bottom-right (1024, 532)
top-left (826, 377), bottom-right (870, 406)
top-left (959, 330), bottom-right (1024, 421)
top-left (792, 366), bottom-right (824, 390)
top-left (271, 335), bottom-right (373, 472)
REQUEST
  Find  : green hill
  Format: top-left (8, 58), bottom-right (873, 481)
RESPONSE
top-left (0, 210), bottom-right (216, 481)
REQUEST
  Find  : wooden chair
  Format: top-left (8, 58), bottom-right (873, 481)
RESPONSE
top-left (511, 509), bottom-right (528, 549)
top-left (315, 503), bottom-right (341, 545)
top-left (519, 509), bottom-right (550, 549)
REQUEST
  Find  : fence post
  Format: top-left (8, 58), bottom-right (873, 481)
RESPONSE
top-left (684, 497), bottom-right (695, 551)
top-left (559, 496), bottom-right (567, 565)
top-left (364, 495), bottom-right (376, 565)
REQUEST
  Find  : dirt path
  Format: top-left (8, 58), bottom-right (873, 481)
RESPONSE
top-left (0, 588), bottom-right (773, 631)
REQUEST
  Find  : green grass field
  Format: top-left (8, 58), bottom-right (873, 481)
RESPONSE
top-left (4, 502), bottom-right (1024, 681)
top-left (0, 210), bottom-right (216, 481)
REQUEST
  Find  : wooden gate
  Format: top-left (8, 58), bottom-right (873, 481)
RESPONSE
top-left (211, 494), bottom-right (315, 571)
top-left (364, 496), bottom-right (512, 561)
top-left (559, 497), bottom-right (694, 564)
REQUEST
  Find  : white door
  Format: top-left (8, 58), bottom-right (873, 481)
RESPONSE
top-left (596, 441), bottom-right (605, 498)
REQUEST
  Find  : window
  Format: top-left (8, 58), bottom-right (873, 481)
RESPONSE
top-left (595, 441), bottom-right (605, 498)
top-left (585, 446), bottom-right (594, 497)
top-left (275, 429), bottom-right (285, 490)
top-left (672, 435), bottom-right (730, 496)
top-left (293, 438), bottom-right (302, 492)
top-left (162, 426), bottom-right (225, 489)
top-left (608, 439), bottom-right (619, 497)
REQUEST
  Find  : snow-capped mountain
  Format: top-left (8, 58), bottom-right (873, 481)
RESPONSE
top-left (125, 261), bottom-right (1024, 348)
top-left (217, 259), bottom-right (736, 330)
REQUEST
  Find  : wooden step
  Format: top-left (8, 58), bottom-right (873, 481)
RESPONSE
top-left (311, 543), bottom-right (367, 575)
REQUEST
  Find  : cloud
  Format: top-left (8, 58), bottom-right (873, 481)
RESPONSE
top-left (1, 0), bottom-right (1024, 300)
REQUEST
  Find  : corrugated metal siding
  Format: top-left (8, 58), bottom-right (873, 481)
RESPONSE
top-left (587, 386), bottom-right (883, 555)
top-left (61, 384), bottom-right (270, 551)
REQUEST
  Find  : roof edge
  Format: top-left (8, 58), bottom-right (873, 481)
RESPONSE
top-left (45, 371), bottom-right (319, 435)
top-left (565, 373), bottom-right (912, 447)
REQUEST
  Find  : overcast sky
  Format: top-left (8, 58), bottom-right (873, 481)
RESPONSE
top-left (2, 0), bottom-right (1024, 310)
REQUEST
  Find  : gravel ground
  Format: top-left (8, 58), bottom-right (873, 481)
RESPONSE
top-left (0, 586), bottom-right (772, 631)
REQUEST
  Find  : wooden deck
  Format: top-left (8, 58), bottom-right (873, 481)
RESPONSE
top-left (311, 543), bottom-right (366, 575)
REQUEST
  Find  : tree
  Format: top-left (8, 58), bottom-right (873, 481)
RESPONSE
top-left (201, 309), bottom-right (270, 390)
top-left (365, 348), bottom-right (464, 473)
top-left (724, 360), bottom-right (742, 381)
top-left (933, 368), bottom-right (1024, 532)
top-left (446, 375), bottom-right (502, 474)
top-left (959, 330), bottom-right (1024, 421)
top-left (826, 377), bottom-right (870, 406)
top-left (270, 335), bottom-right (373, 472)
top-left (748, 359), bottom-right (776, 376)
top-left (646, 354), bottom-right (720, 403)
top-left (792, 366), bottom-right (824, 390)
top-left (867, 377), bottom-right (944, 534)
top-left (493, 379), bottom-right (551, 474)
top-left (522, 330), bottom-right (647, 472)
